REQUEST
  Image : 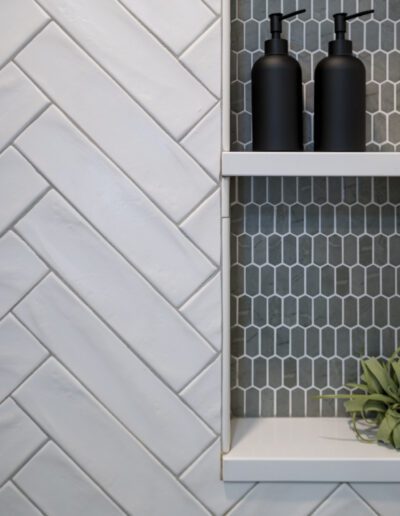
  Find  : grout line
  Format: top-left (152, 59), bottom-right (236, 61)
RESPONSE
top-left (0, 17), bottom-right (52, 74)
top-left (306, 483), bottom-right (341, 516)
top-left (3, 353), bottom-right (51, 409)
top-left (10, 358), bottom-right (213, 515)
top-left (0, 437), bottom-right (50, 492)
top-left (179, 354), bottom-right (221, 398)
top-left (114, 0), bottom-right (219, 99)
top-left (0, 101), bottom-right (51, 155)
top-left (34, 0), bottom-right (219, 138)
top-left (10, 396), bottom-right (129, 516)
top-left (177, 435), bottom-right (219, 479)
top-left (10, 480), bottom-right (46, 516)
top-left (347, 483), bottom-right (380, 515)
top-left (179, 100), bottom-right (220, 145)
top-left (0, 181), bottom-right (52, 240)
top-left (199, 0), bottom-right (220, 17)
top-left (178, 184), bottom-right (221, 240)
top-left (178, 16), bottom-right (220, 60)
top-left (223, 483), bottom-right (258, 516)
top-left (13, 143), bottom-right (218, 350)
top-left (178, 268), bottom-right (220, 314)
top-left (12, 61), bottom-right (218, 265)
top-left (0, 268), bottom-right (51, 324)
top-left (10, 265), bottom-right (217, 439)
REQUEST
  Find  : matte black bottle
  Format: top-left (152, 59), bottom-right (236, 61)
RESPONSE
top-left (314, 10), bottom-right (374, 152)
top-left (252, 10), bottom-right (305, 152)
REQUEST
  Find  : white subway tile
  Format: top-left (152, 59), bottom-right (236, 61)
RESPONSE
top-left (312, 485), bottom-right (377, 516)
top-left (0, 232), bottom-right (47, 318)
top-left (0, 399), bottom-right (46, 485)
top-left (16, 107), bottom-right (215, 306)
top-left (181, 440), bottom-right (253, 516)
top-left (14, 359), bottom-right (208, 516)
top-left (16, 192), bottom-right (215, 391)
top-left (35, 0), bottom-right (215, 140)
top-left (0, 315), bottom-right (47, 402)
top-left (180, 273), bottom-right (222, 350)
top-left (120, 0), bottom-right (216, 54)
top-left (15, 443), bottom-right (124, 516)
top-left (228, 483), bottom-right (338, 516)
top-left (182, 103), bottom-right (221, 181)
top-left (15, 275), bottom-right (215, 474)
top-left (181, 190), bottom-right (221, 266)
top-left (16, 24), bottom-right (214, 222)
top-left (0, 64), bottom-right (48, 150)
top-left (202, 0), bottom-right (221, 14)
top-left (0, 147), bottom-right (47, 234)
top-left (181, 356), bottom-right (221, 433)
top-left (0, 0), bottom-right (49, 67)
top-left (181, 20), bottom-right (222, 97)
top-left (0, 483), bottom-right (42, 516)
top-left (352, 483), bottom-right (400, 516)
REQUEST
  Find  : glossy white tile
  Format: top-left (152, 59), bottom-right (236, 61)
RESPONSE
top-left (0, 315), bottom-right (47, 402)
top-left (14, 359), bottom-right (208, 516)
top-left (120, 0), bottom-right (216, 54)
top-left (0, 0), bottom-right (49, 67)
top-left (181, 103), bottom-right (221, 181)
top-left (181, 189), bottom-right (221, 264)
top-left (0, 399), bottom-right (46, 485)
top-left (0, 147), bottom-right (48, 234)
top-left (16, 24), bottom-right (215, 222)
top-left (16, 192), bottom-right (215, 391)
top-left (0, 483), bottom-right (42, 516)
top-left (15, 443), bottom-right (124, 516)
top-left (0, 64), bottom-right (48, 151)
top-left (15, 275), bottom-right (215, 474)
top-left (312, 485), bottom-right (377, 516)
top-left (0, 232), bottom-right (47, 318)
top-left (228, 483), bottom-right (338, 516)
top-left (35, 0), bottom-right (216, 139)
top-left (181, 20), bottom-right (222, 97)
top-left (17, 107), bottom-right (215, 306)
top-left (181, 357), bottom-right (222, 433)
top-left (180, 273), bottom-right (222, 350)
top-left (181, 439), bottom-right (253, 516)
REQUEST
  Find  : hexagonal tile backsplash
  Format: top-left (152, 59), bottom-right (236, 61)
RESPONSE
top-left (231, 176), bottom-right (400, 416)
top-left (231, 0), bottom-right (400, 151)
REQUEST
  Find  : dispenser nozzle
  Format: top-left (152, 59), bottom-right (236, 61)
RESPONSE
top-left (269, 9), bottom-right (306, 37)
top-left (334, 10), bottom-right (374, 39)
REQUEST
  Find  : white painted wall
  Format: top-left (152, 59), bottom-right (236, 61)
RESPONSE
top-left (0, 0), bottom-right (398, 514)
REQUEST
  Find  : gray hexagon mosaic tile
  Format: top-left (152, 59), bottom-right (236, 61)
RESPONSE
top-left (231, 176), bottom-right (400, 416)
top-left (231, 0), bottom-right (400, 151)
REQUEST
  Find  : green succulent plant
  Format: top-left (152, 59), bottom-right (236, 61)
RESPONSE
top-left (322, 349), bottom-right (400, 449)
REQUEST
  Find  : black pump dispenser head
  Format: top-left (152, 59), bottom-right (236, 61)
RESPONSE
top-left (330, 10), bottom-right (374, 55)
top-left (265, 9), bottom-right (306, 54)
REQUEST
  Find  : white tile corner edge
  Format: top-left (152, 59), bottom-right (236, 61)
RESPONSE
top-left (221, 216), bottom-right (230, 454)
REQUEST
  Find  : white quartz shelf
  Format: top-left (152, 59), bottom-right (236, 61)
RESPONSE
top-left (223, 418), bottom-right (400, 482)
top-left (222, 152), bottom-right (400, 177)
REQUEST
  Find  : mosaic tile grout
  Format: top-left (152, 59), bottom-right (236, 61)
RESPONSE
top-left (231, 176), bottom-right (400, 416)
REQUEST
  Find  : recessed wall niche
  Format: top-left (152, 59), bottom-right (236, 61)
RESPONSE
top-left (229, 1), bottom-right (400, 418)
top-left (231, 0), bottom-right (400, 151)
top-left (231, 176), bottom-right (400, 417)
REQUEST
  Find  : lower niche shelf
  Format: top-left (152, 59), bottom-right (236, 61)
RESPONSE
top-left (222, 418), bottom-right (400, 482)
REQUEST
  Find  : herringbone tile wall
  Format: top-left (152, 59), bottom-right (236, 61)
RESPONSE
top-left (0, 0), bottom-right (398, 514)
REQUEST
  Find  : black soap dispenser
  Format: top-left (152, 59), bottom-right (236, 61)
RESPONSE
top-left (252, 9), bottom-right (306, 152)
top-left (314, 10), bottom-right (374, 152)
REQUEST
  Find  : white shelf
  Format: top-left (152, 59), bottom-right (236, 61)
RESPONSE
top-left (222, 152), bottom-right (400, 177)
top-left (223, 418), bottom-right (400, 482)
